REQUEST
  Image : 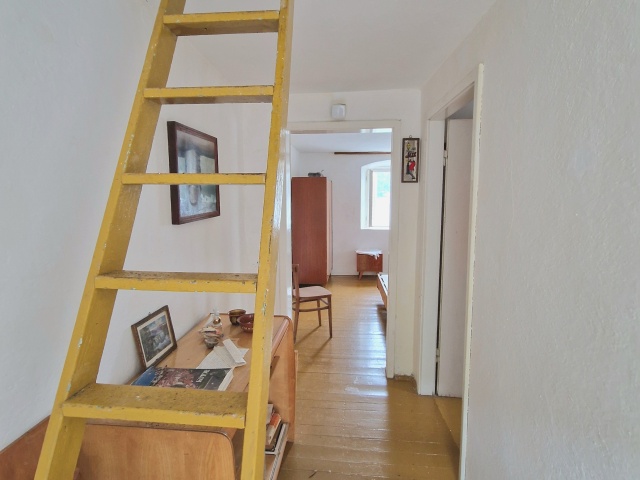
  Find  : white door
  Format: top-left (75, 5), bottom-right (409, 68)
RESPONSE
top-left (437, 119), bottom-right (473, 397)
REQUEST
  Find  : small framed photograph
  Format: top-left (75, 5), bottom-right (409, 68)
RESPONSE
top-left (167, 121), bottom-right (220, 224)
top-left (131, 306), bottom-right (177, 369)
top-left (401, 137), bottom-right (420, 183)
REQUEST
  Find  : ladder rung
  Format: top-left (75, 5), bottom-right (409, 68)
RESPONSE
top-left (144, 86), bottom-right (273, 104)
top-left (164, 11), bottom-right (280, 36)
top-left (122, 173), bottom-right (266, 185)
top-left (62, 384), bottom-right (247, 429)
top-left (95, 271), bottom-right (258, 293)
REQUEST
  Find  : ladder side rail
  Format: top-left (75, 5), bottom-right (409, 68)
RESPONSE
top-left (35, 1), bottom-right (186, 478)
top-left (241, 0), bottom-right (295, 478)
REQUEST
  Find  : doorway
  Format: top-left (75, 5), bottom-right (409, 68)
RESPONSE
top-left (416, 65), bottom-right (484, 480)
top-left (284, 120), bottom-right (401, 378)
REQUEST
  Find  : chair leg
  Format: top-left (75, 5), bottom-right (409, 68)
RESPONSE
top-left (316, 300), bottom-right (322, 326)
top-left (327, 296), bottom-right (333, 338)
top-left (293, 305), bottom-right (299, 343)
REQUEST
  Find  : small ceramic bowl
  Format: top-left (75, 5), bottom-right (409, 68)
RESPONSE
top-left (238, 314), bottom-right (254, 333)
top-left (228, 308), bottom-right (247, 325)
top-left (203, 335), bottom-right (219, 348)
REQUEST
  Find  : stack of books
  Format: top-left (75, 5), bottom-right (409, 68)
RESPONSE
top-left (265, 404), bottom-right (288, 455)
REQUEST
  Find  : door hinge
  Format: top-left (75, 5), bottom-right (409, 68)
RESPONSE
top-left (443, 150), bottom-right (448, 166)
top-left (435, 347), bottom-right (440, 361)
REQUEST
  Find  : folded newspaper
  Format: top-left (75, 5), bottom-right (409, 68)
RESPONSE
top-left (197, 340), bottom-right (249, 370)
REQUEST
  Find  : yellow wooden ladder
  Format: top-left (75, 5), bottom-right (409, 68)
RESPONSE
top-left (35, 1), bottom-right (293, 478)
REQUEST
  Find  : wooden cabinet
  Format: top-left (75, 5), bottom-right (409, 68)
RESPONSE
top-left (77, 315), bottom-right (296, 480)
top-left (356, 251), bottom-right (383, 279)
top-left (0, 316), bottom-right (295, 480)
top-left (291, 177), bottom-right (332, 285)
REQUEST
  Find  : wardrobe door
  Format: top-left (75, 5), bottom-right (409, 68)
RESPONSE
top-left (291, 177), bottom-right (331, 285)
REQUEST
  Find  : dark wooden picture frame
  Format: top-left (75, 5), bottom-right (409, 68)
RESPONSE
top-left (131, 305), bottom-right (177, 369)
top-left (167, 121), bottom-right (220, 224)
top-left (401, 137), bottom-right (420, 183)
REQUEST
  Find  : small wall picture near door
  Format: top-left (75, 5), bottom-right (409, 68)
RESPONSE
top-left (401, 137), bottom-right (420, 183)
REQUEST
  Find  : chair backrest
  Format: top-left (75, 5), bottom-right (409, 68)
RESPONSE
top-left (292, 264), bottom-right (300, 300)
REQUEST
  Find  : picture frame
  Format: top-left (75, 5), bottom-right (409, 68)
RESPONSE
top-left (131, 305), bottom-right (177, 369)
top-left (167, 121), bottom-right (220, 224)
top-left (401, 137), bottom-right (420, 183)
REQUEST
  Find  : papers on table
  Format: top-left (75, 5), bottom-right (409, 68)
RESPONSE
top-left (197, 341), bottom-right (249, 370)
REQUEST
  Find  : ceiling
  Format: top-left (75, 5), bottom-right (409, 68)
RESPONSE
top-left (184, 0), bottom-right (497, 93)
top-left (288, 0), bottom-right (496, 93)
top-left (182, 0), bottom-right (494, 152)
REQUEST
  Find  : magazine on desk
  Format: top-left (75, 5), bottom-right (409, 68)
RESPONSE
top-left (132, 366), bottom-right (233, 391)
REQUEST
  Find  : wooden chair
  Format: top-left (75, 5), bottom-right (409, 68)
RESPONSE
top-left (292, 264), bottom-right (332, 342)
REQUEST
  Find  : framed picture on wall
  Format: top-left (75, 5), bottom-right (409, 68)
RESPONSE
top-left (401, 137), bottom-right (420, 183)
top-left (131, 305), bottom-right (177, 369)
top-left (167, 121), bottom-right (220, 224)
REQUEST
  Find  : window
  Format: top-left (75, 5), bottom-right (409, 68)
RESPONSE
top-left (361, 160), bottom-right (391, 229)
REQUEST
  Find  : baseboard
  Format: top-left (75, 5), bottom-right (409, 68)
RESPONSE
top-left (394, 374), bottom-right (417, 389)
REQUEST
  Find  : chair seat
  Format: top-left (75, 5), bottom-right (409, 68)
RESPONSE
top-left (298, 285), bottom-right (331, 299)
top-left (292, 264), bottom-right (333, 342)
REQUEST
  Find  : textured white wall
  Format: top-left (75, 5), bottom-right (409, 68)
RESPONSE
top-left (289, 90), bottom-right (421, 375)
top-left (0, 1), bottom-right (273, 449)
top-left (0, 0), bottom-right (154, 450)
top-left (291, 151), bottom-right (390, 275)
top-left (421, 0), bottom-right (640, 477)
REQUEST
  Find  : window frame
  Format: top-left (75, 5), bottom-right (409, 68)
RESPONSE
top-left (361, 160), bottom-right (391, 230)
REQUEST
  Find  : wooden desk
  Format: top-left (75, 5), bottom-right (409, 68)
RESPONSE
top-left (77, 315), bottom-right (296, 480)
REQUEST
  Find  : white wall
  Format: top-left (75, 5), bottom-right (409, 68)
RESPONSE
top-left (0, 1), bottom-right (273, 450)
top-left (289, 90), bottom-right (421, 375)
top-left (420, 0), bottom-right (640, 477)
top-left (291, 151), bottom-right (390, 275)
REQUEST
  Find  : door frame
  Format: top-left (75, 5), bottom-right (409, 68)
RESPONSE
top-left (285, 120), bottom-right (402, 378)
top-left (415, 64), bottom-right (484, 480)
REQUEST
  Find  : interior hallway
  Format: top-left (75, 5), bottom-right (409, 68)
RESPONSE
top-left (280, 276), bottom-right (461, 479)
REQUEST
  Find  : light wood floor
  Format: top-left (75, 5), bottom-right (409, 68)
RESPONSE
top-left (279, 276), bottom-right (461, 480)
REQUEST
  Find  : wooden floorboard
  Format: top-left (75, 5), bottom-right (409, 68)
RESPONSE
top-left (280, 276), bottom-right (460, 479)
